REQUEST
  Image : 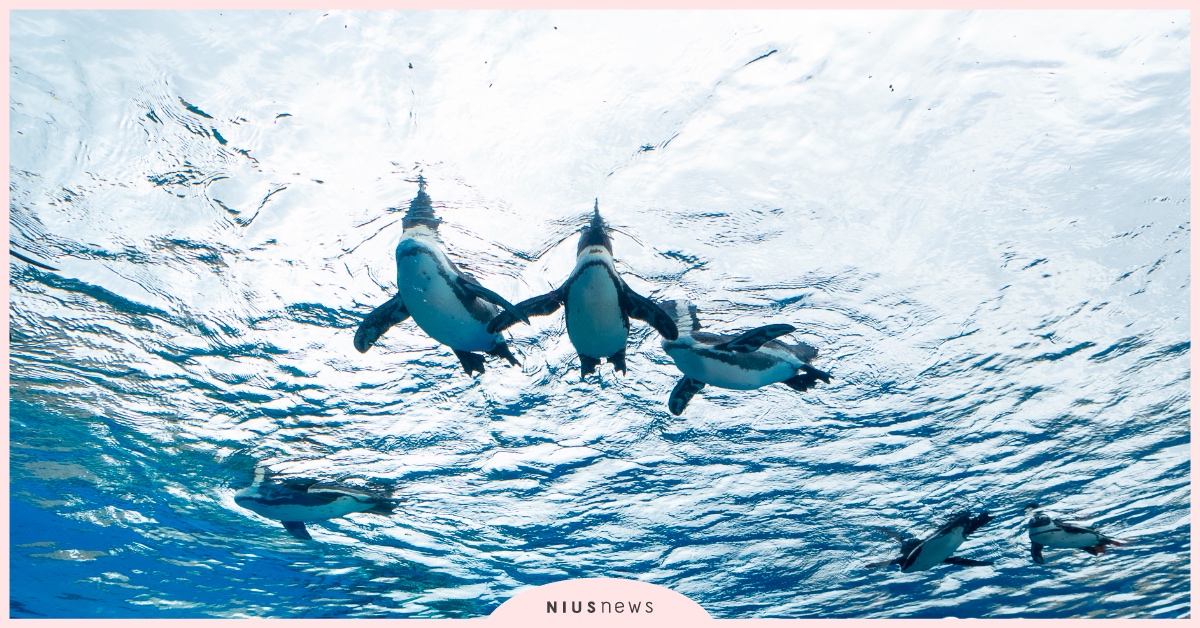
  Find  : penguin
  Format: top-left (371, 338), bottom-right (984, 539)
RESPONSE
top-left (233, 467), bottom-right (397, 540)
top-left (1026, 503), bottom-right (1124, 564)
top-left (354, 177), bottom-right (529, 375)
top-left (657, 299), bottom-right (831, 415)
top-left (870, 511), bottom-right (994, 572)
top-left (487, 201), bottom-right (678, 377)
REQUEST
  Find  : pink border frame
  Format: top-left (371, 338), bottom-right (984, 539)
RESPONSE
top-left (2, 2), bottom-right (1194, 625)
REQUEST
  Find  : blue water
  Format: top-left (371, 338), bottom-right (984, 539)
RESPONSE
top-left (8, 10), bottom-right (1190, 619)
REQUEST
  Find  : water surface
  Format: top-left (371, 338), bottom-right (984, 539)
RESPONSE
top-left (8, 10), bottom-right (1190, 618)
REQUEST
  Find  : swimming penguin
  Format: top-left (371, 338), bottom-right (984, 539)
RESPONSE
top-left (1026, 503), bottom-right (1124, 564)
top-left (657, 300), bottom-right (831, 415)
top-left (487, 201), bottom-right (678, 377)
top-left (354, 177), bottom-right (529, 375)
top-left (233, 467), bottom-right (397, 540)
top-left (870, 511), bottom-right (994, 572)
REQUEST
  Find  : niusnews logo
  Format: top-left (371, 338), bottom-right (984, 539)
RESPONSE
top-left (546, 600), bottom-right (654, 614)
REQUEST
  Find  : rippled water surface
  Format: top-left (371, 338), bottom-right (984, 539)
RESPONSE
top-left (8, 10), bottom-right (1190, 619)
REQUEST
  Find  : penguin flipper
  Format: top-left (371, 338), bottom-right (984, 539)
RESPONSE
top-left (715, 324), bottom-right (797, 353)
top-left (454, 350), bottom-right (486, 375)
top-left (668, 377), bottom-right (706, 416)
top-left (282, 521), bottom-right (312, 540)
top-left (943, 557), bottom-right (993, 567)
top-left (487, 342), bottom-right (521, 367)
top-left (456, 274), bottom-right (530, 325)
top-left (609, 349), bottom-right (627, 374)
top-left (1031, 542), bottom-right (1045, 564)
top-left (10, 249), bottom-right (59, 271)
top-left (783, 365), bottom-right (832, 391)
top-left (354, 294), bottom-right (410, 353)
top-left (620, 284), bottom-right (679, 340)
top-left (579, 355), bottom-right (600, 378)
top-left (487, 290), bottom-right (561, 333)
top-left (864, 558), bottom-right (901, 569)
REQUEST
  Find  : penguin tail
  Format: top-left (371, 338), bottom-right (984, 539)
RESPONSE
top-left (367, 501), bottom-right (397, 516)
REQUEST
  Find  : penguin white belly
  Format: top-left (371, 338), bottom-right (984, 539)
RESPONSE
top-left (566, 266), bottom-right (627, 358)
top-left (666, 343), bottom-right (797, 390)
top-left (397, 249), bottom-right (497, 352)
top-left (242, 496), bottom-right (369, 522)
top-left (1031, 527), bottom-right (1101, 548)
top-left (907, 529), bottom-right (965, 572)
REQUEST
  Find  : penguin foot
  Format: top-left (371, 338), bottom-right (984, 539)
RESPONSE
top-left (608, 349), bottom-right (627, 375)
top-left (489, 343), bottom-right (521, 367)
top-left (454, 350), bottom-right (486, 376)
top-left (1083, 545), bottom-right (1107, 556)
top-left (783, 365), bottom-right (831, 392)
top-left (579, 355), bottom-right (600, 378)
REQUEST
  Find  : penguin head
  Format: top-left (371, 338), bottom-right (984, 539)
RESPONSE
top-left (232, 476), bottom-right (267, 506)
top-left (1029, 514), bottom-right (1052, 527)
top-left (401, 176), bottom-right (442, 231)
top-left (1025, 503), bottom-right (1051, 526)
top-left (232, 465), bottom-right (270, 497)
top-left (576, 200), bottom-right (613, 255)
top-left (232, 490), bottom-right (257, 508)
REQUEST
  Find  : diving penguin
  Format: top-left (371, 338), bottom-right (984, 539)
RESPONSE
top-left (487, 202), bottom-right (678, 377)
top-left (354, 178), bottom-right (529, 375)
top-left (1026, 503), bottom-right (1124, 564)
top-left (233, 467), bottom-right (397, 540)
top-left (869, 510), bottom-right (994, 573)
top-left (657, 299), bottom-right (831, 415)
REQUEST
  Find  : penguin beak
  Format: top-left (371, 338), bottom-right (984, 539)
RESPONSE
top-left (401, 176), bottom-right (440, 230)
top-left (577, 199), bottom-right (613, 254)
